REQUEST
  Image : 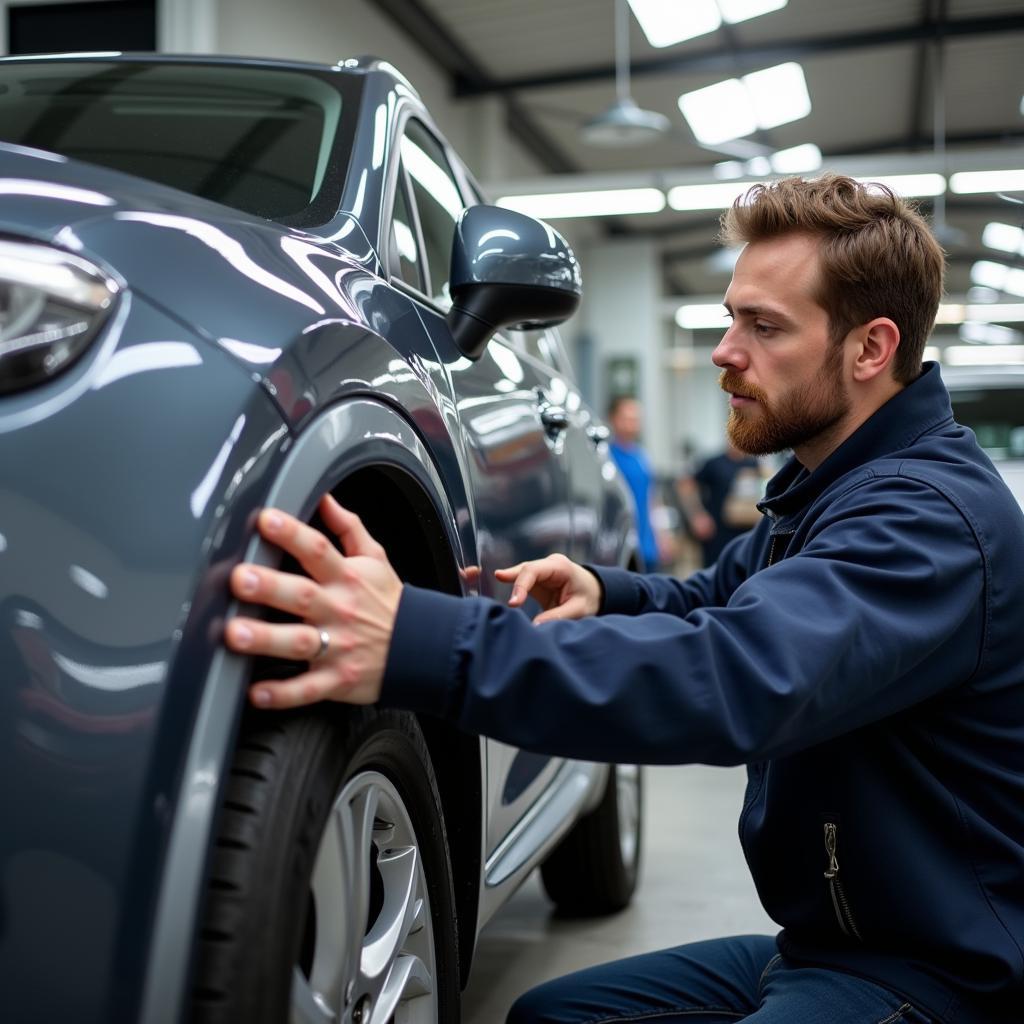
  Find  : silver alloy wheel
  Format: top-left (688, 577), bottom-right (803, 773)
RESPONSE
top-left (616, 764), bottom-right (641, 869)
top-left (290, 770), bottom-right (438, 1023)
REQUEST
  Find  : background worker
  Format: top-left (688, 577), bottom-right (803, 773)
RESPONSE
top-left (606, 394), bottom-right (663, 571)
top-left (677, 439), bottom-right (769, 566)
top-left (224, 175), bottom-right (1024, 1023)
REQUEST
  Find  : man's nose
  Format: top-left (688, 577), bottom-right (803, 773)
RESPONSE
top-left (711, 326), bottom-right (748, 370)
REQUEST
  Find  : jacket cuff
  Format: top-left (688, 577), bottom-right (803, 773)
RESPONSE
top-left (380, 585), bottom-right (465, 715)
top-left (584, 565), bottom-right (642, 615)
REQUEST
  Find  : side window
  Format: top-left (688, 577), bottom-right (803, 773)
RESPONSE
top-left (401, 119), bottom-right (464, 307)
top-left (512, 328), bottom-right (563, 370)
top-left (388, 167), bottom-right (425, 291)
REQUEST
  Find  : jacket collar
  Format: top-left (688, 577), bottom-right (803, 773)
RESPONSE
top-left (758, 361), bottom-right (953, 521)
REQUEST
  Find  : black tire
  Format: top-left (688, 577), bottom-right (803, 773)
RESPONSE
top-left (539, 764), bottom-right (643, 916)
top-left (191, 706), bottom-right (460, 1023)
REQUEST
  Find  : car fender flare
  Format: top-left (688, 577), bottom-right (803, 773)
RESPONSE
top-left (139, 396), bottom-right (473, 1024)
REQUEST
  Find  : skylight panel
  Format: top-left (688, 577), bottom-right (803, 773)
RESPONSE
top-left (678, 62), bottom-right (810, 145)
top-left (744, 63), bottom-right (811, 130)
top-left (627, 0), bottom-right (720, 47)
top-left (678, 77), bottom-right (758, 145)
top-left (719, 0), bottom-right (788, 24)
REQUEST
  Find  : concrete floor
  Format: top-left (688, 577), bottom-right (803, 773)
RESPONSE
top-left (463, 764), bottom-right (777, 1023)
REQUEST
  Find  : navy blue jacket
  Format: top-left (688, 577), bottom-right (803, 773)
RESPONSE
top-left (382, 363), bottom-right (1024, 1023)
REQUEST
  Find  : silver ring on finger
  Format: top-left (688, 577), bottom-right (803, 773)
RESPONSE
top-left (312, 627), bottom-right (330, 660)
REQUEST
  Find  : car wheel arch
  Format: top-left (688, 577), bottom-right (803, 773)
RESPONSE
top-left (140, 396), bottom-right (483, 1024)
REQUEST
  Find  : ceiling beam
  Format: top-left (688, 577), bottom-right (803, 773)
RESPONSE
top-left (454, 12), bottom-right (1024, 97)
top-left (370, 0), bottom-right (579, 173)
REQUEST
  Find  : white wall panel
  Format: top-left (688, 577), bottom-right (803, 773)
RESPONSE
top-left (214, 0), bottom-right (545, 181)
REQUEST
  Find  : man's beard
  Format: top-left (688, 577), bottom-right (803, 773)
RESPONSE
top-left (719, 348), bottom-right (850, 456)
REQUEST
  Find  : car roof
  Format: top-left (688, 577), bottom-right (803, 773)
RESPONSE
top-left (0, 51), bottom-right (419, 94)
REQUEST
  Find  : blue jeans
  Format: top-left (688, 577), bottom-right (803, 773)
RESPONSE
top-left (506, 935), bottom-right (934, 1023)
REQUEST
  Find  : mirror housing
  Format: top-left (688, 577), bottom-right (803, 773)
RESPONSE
top-left (446, 205), bottom-right (582, 359)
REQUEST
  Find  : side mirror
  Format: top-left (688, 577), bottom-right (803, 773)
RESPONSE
top-left (446, 205), bottom-right (582, 359)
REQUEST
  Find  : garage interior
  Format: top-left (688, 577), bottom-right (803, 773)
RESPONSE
top-left (4, 2), bottom-right (1022, 1022)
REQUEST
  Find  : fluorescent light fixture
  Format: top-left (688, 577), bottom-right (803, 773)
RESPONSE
top-left (770, 143), bottom-right (822, 173)
top-left (959, 322), bottom-right (1021, 345)
top-left (628, 0), bottom-right (720, 46)
top-left (944, 345), bottom-right (1024, 366)
top-left (746, 62), bottom-right (811, 130)
top-left (667, 181), bottom-right (757, 210)
top-left (496, 188), bottom-right (666, 219)
top-left (971, 260), bottom-right (1024, 297)
top-left (714, 160), bottom-right (747, 179)
top-left (950, 169), bottom-right (1024, 194)
top-left (628, 0), bottom-right (786, 46)
top-left (982, 221), bottom-right (1024, 255)
top-left (936, 302), bottom-right (1024, 324)
top-left (856, 173), bottom-right (946, 197)
top-left (679, 62), bottom-right (811, 145)
top-left (720, 0), bottom-right (788, 21)
top-left (923, 345), bottom-right (940, 362)
top-left (676, 303), bottom-right (730, 329)
top-left (967, 286), bottom-right (1002, 304)
top-left (676, 299), bottom-right (1024, 334)
top-left (746, 156), bottom-right (772, 176)
top-left (678, 78), bottom-right (757, 145)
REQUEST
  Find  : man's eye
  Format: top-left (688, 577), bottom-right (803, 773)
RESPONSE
top-left (754, 323), bottom-right (776, 336)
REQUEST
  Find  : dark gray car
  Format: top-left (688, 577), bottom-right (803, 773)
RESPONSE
top-left (0, 54), bottom-right (641, 1024)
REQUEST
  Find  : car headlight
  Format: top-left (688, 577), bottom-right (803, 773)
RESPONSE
top-left (0, 239), bottom-right (119, 395)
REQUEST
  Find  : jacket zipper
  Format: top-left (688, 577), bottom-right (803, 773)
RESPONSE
top-left (766, 529), bottom-right (794, 567)
top-left (823, 822), bottom-right (862, 941)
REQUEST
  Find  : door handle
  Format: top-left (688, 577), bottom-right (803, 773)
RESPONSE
top-left (539, 405), bottom-right (569, 434)
top-left (585, 423), bottom-right (610, 445)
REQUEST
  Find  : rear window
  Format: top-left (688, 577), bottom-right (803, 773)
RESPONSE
top-left (0, 60), bottom-right (359, 224)
top-left (949, 386), bottom-right (1024, 459)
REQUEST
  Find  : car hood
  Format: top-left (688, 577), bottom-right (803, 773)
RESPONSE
top-left (0, 141), bottom-right (382, 345)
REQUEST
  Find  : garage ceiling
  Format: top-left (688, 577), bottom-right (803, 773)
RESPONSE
top-left (374, 0), bottom-right (1024, 309)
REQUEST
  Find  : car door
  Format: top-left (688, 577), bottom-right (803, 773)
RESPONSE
top-left (385, 116), bottom-right (570, 857)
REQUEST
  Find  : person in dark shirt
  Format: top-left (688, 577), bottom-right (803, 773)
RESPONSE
top-left (678, 440), bottom-right (767, 566)
top-left (222, 175), bottom-right (1024, 1023)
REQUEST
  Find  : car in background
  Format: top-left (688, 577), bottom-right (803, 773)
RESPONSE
top-left (943, 366), bottom-right (1024, 510)
top-left (0, 53), bottom-right (641, 1024)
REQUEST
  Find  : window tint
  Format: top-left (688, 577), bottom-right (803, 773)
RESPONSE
top-left (512, 328), bottom-right (563, 370)
top-left (389, 168), bottom-right (424, 291)
top-left (401, 119), bottom-right (464, 306)
top-left (0, 61), bottom-right (355, 224)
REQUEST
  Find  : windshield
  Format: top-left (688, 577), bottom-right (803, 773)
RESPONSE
top-left (0, 60), bottom-right (358, 223)
top-left (949, 386), bottom-right (1024, 460)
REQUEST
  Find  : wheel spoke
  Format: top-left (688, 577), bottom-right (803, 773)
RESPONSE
top-left (306, 805), bottom-right (349, 1009)
top-left (616, 765), bottom-right (641, 867)
top-left (371, 952), bottom-right (433, 1023)
top-left (362, 844), bottom-right (419, 984)
top-left (290, 969), bottom-right (336, 1024)
top-left (343, 785), bottom-right (379, 979)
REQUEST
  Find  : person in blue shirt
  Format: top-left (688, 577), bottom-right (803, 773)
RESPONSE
top-left (606, 394), bottom-right (662, 571)
top-left (223, 175), bottom-right (1024, 1023)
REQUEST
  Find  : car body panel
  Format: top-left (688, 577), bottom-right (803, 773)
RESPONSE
top-left (0, 53), bottom-right (638, 1022)
top-left (0, 290), bottom-right (289, 1024)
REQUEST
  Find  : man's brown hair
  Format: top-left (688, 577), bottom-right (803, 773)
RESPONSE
top-left (719, 174), bottom-right (946, 384)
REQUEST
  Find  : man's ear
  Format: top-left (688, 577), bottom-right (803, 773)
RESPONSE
top-left (851, 317), bottom-right (900, 383)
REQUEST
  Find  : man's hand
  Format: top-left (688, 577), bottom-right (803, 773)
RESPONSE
top-left (495, 553), bottom-right (602, 623)
top-left (224, 495), bottom-right (402, 710)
